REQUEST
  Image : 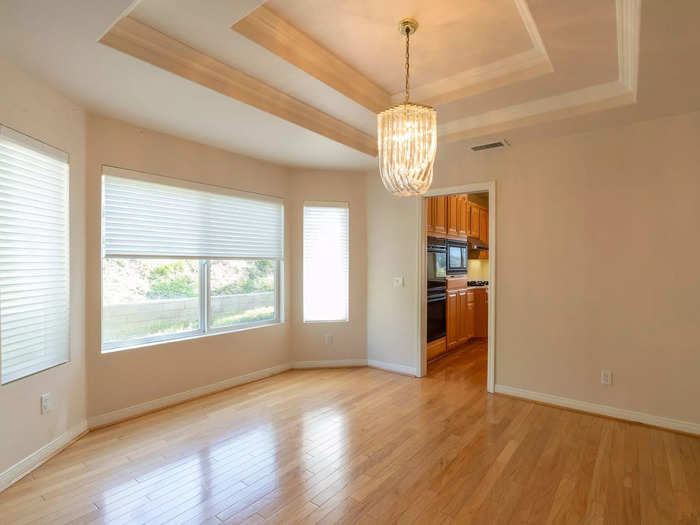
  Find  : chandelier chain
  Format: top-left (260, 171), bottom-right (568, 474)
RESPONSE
top-left (404, 27), bottom-right (410, 102)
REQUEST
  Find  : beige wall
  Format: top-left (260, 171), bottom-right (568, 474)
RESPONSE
top-left (85, 115), bottom-right (293, 418)
top-left (289, 170), bottom-right (367, 363)
top-left (367, 110), bottom-right (700, 425)
top-left (0, 60), bottom-right (87, 474)
top-left (366, 177), bottom-right (420, 369)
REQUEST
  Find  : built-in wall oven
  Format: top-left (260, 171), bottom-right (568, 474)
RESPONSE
top-left (427, 237), bottom-right (447, 342)
top-left (446, 239), bottom-right (468, 275)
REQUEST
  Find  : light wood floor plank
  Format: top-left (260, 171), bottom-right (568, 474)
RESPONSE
top-left (1, 341), bottom-right (699, 524)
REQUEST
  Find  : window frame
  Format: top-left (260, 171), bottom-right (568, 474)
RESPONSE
top-left (99, 167), bottom-right (285, 353)
top-left (302, 201), bottom-right (350, 324)
top-left (101, 257), bottom-right (282, 353)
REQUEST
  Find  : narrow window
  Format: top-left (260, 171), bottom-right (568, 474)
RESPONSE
top-left (303, 202), bottom-right (349, 322)
top-left (0, 126), bottom-right (70, 383)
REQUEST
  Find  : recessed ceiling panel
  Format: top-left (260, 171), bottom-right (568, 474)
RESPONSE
top-left (265, 0), bottom-right (534, 95)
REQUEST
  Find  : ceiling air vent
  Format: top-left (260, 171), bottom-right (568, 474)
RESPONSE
top-left (470, 139), bottom-right (510, 152)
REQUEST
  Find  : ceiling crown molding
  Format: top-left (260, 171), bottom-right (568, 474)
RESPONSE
top-left (100, 16), bottom-right (378, 157)
top-left (401, 0), bottom-right (553, 106)
top-left (439, 0), bottom-right (641, 143)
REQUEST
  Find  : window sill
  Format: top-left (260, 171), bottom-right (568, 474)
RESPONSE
top-left (101, 320), bottom-right (282, 354)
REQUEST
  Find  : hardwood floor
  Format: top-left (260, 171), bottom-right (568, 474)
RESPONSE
top-left (1, 342), bottom-right (699, 524)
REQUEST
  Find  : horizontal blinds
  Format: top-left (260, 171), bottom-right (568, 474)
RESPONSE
top-left (102, 171), bottom-right (284, 259)
top-left (0, 126), bottom-right (70, 384)
top-left (303, 203), bottom-right (349, 322)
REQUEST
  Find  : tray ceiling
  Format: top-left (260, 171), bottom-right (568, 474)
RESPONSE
top-left (13, 0), bottom-right (697, 170)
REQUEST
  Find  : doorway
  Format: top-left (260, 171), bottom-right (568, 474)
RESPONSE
top-left (415, 182), bottom-right (495, 392)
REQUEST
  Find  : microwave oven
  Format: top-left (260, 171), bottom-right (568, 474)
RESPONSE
top-left (446, 240), bottom-right (468, 274)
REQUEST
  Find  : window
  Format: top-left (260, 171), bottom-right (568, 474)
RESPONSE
top-left (0, 126), bottom-right (70, 384)
top-left (101, 167), bottom-right (283, 351)
top-left (303, 202), bottom-right (349, 322)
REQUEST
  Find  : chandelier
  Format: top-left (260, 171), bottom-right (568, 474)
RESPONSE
top-left (377, 18), bottom-right (437, 197)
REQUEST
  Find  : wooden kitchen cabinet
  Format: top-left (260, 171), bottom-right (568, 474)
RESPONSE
top-left (457, 196), bottom-right (468, 238)
top-left (427, 337), bottom-right (447, 361)
top-left (446, 290), bottom-right (459, 351)
top-left (446, 195), bottom-right (459, 237)
top-left (428, 194), bottom-right (487, 245)
top-left (446, 278), bottom-right (475, 350)
top-left (474, 288), bottom-right (488, 338)
top-left (479, 207), bottom-right (489, 245)
top-left (426, 196), bottom-right (447, 237)
top-left (469, 203), bottom-right (480, 238)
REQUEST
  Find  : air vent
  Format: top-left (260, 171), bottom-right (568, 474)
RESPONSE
top-left (470, 139), bottom-right (510, 152)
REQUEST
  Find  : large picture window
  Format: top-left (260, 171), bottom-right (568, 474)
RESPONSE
top-left (0, 126), bottom-right (70, 383)
top-left (101, 168), bottom-right (283, 352)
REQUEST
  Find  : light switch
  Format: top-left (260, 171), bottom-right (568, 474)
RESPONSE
top-left (393, 276), bottom-right (405, 288)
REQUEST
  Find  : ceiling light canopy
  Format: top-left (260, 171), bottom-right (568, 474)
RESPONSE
top-left (377, 19), bottom-right (437, 197)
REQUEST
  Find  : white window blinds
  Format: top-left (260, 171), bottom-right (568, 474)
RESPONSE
top-left (0, 126), bottom-right (70, 384)
top-left (102, 167), bottom-right (284, 259)
top-left (303, 202), bottom-right (349, 322)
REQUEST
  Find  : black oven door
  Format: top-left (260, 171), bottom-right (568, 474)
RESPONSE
top-left (427, 292), bottom-right (446, 342)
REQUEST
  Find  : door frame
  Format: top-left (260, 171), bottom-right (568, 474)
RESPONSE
top-left (415, 181), bottom-right (496, 393)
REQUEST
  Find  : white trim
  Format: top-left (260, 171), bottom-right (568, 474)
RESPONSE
top-left (438, 0), bottom-right (641, 142)
top-left (0, 419), bottom-right (88, 493)
top-left (291, 359), bottom-right (367, 369)
top-left (495, 384), bottom-right (700, 436)
top-left (0, 125), bottom-right (69, 163)
top-left (367, 360), bottom-right (416, 376)
top-left (391, 0), bottom-right (552, 106)
top-left (87, 363), bottom-right (291, 428)
top-left (417, 181), bottom-right (496, 393)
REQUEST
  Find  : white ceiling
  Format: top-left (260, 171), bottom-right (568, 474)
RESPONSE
top-left (0, 0), bottom-right (376, 169)
top-left (1, 0), bottom-right (700, 170)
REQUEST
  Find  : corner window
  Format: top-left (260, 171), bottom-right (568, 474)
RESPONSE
top-left (303, 202), bottom-right (349, 322)
top-left (101, 168), bottom-right (283, 352)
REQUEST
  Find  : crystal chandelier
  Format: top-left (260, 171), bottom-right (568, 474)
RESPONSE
top-left (377, 18), bottom-right (437, 197)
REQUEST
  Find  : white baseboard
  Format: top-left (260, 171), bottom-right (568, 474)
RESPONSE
top-left (367, 359), bottom-right (417, 376)
top-left (495, 384), bottom-right (700, 436)
top-left (0, 419), bottom-right (88, 493)
top-left (88, 363), bottom-right (291, 428)
top-left (291, 359), bottom-right (367, 369)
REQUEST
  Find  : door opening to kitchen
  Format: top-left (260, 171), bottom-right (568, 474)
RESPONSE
top-left (424, 190), bottom-right (491, 388)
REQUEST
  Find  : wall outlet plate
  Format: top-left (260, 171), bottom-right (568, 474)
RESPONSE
top-left (600, 370), bottom-right (613, 385)
top-left (324, 334), bottom-right (333, 345)
top-left (41, 392), bottom-right (51, 414)
top-left (392, 276), bottom-right (405, 288)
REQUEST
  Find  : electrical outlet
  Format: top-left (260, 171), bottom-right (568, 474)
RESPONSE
top-left (324, 334), bottom-right (333, 345)
top-left (600, 370), bottom-right (613, 386)
top-left (40, 392), bottom-right (51, 414)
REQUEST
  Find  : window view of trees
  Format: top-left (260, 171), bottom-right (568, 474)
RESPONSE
top-left (102, 258), bottom-right (276, 346)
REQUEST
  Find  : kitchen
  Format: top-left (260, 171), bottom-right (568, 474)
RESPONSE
top-left (426, 192), bottom-right (489, 377)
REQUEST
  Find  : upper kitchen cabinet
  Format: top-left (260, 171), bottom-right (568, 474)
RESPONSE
top-left (479, 207), bottom-right (489, 245)
top-left (426, 195), bottom-right (447, 237)
top-left (427, 194), bottom-right (488, 246)
top-left (446, 195), bottom-right (458, 237)
top-left (469, 202), bottom-right (480, 238)
top-left (447, 195), bottom-right (469, 240)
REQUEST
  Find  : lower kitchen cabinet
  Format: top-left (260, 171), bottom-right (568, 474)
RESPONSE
top-left (446, 283), bottom-right (486, 350)
top-left (474, 288), bottom-right (488, 338)
top-left (427, 337), bottom-right (446, 360)
top-left (446, 290), bottom-right (459, 351)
